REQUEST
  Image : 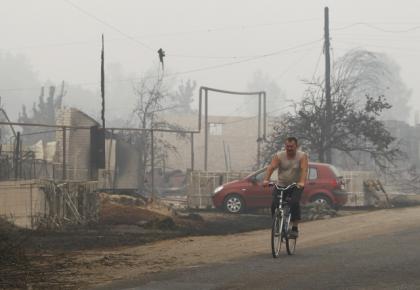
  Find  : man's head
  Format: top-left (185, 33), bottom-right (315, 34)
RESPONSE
top-left (284, 137), bottom-right (298, 155)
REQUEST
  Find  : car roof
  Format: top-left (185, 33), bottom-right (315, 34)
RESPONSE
top-left (308, 162), bottom-right (329, 167)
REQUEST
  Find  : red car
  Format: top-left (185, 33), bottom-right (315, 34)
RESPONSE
top-left (212, 162), bottom-right (347, 213)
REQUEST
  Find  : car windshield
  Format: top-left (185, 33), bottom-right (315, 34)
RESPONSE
top-left (247, 167), bottom-right (277, 182)
top-left (329, 165), bottom-right (343, 178)
top-left (246, 168), bottom-right (265, 181)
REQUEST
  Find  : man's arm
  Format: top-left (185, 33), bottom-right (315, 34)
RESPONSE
top-left (263, 155), bottom-right (280, 185)
top-left (297, 153), bottom-right (309, 188)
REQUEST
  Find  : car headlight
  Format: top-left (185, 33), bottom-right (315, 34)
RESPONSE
top-left (213, 186), bottom-right (224, 195)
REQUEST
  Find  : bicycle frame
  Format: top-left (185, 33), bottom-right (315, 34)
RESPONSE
top-left (271, 183), bottom-right (297, 257)
top-left (274, 185), bottom-right (292, 232)
top-left (273, 183), bottom-right (295, 214)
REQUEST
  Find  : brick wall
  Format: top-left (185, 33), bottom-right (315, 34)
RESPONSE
top-left (55, 108), bottom-right (98, 180)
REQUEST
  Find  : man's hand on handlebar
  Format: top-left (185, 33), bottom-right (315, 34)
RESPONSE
top-left (262, 180), bottom-right (270, 187)
top-left (297, 182), bottom-right (305, 189)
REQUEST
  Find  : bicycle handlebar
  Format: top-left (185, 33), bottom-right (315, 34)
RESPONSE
top-left (269, 182), bottom-right (297, 191)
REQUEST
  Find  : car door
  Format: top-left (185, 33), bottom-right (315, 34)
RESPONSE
top-left (303, 166), bottom-right (320, 202)
top-left (243, 169), bottom-right (274, 208)
top-left (254, 169), bottom-right (277, 207)
top-left (261, 169), bottom-right (278, 206)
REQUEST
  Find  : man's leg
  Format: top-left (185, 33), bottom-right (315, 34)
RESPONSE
top-left (290, 187), bottom-right (303, 236)
top-left (271, 187), bottom-right (279, 217)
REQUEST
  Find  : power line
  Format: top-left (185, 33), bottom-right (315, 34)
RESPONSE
top-left (333, 39), bottom-right (420, 53)
top-left (0, 39), bottom-right (103, 51)
top-left (163, 53), bottom-right (262, 60)
top-left (333, 33), bottom-right (420, 42)
top-left (160, 18), bottom-right (321, 38)
top-left (330, 45), bottom-right (336, 73)
top-left (0, 39), bottom-right (316, 61)
top-left (160, 46), bottom-right (315, 61)
top-left (274, 48), bottom-right (315, 79)
top-left (5, 21), bottom-right (418, 53)
top-left (62, 0), bottom-right (154, 52)
top-left (224, 47), bottom-right (315, 117)
top-left (0, 39), bottom-right (322, 93)
top-left (1, 16), bottom-right (321, 59)
top-left (310, 45), bottom-right (324, 83)
top-left (62, 0), bottom-right (322, 61)
top-left (333, 22), bottom-right (420, 33)
top-left (222, 47), bottom-right (314, 118)
top-left (162, 39), bottom-right (322, 78)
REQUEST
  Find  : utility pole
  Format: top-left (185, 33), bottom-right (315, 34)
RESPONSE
top-left (101, 34), bottom-right (105, 129)
top-left (324, 6), bottom-right (332, 163)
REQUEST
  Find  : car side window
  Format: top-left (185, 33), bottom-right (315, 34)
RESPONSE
top-left (308, 167), bottom-right (318, 180)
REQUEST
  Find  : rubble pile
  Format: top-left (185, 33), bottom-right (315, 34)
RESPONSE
top-left (301, 203), bottom-right (337, 221)
top-left (363, 179), bottom-right (392, 208)
top-left (105, 193), bottom-right (147, 207)
top-left (99, 194), bottom-right (164, 225)
top-left (390, 195), bottom-right (420, 207)
top-left (99, 193), bottom-right (204, 230)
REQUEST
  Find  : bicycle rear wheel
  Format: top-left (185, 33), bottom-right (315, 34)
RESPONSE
top-left (286, 237), bottom-right (297, 255)
top-left (271, 210), bottom-right (284, 258)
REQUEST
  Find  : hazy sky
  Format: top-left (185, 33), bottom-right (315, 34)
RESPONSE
top-left (1, 0), bottom-right (419, 122)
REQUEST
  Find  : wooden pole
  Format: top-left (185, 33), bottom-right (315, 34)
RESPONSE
top-left (324, 7), bottom-right (332, 163)
top-left (101, 34), bottom-right (105, 129)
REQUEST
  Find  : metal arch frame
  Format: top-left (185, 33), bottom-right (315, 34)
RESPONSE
top-left (197, 86), bottom-right (267, 171)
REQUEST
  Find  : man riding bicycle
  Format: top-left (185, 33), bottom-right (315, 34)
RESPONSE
top-left (263, 137), bottom-right (308, 238)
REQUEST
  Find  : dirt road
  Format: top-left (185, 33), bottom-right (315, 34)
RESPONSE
top-left (78, 206), bottom-right (420, 289)
top-left (102, 224), bottom-right (420, 290)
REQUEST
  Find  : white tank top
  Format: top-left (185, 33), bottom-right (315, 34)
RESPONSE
top-left (276, 150), bottom-right (306, 186)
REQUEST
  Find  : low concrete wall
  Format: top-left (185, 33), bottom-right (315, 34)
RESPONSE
top-left (0, 179), bottom-right (99, 229)
top-left (0, 180), bottom-right (45, 228)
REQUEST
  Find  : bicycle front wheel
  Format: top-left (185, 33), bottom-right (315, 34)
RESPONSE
top-left (271, 210), bottom-right (284, 258)
top-left (285, 214), bottom-right (297, 255)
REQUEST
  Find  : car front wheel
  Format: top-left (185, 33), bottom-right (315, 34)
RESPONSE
top-left (224, 194), bottom-right (245, 213)
top-left (310, 194), bottom-right (333, 208)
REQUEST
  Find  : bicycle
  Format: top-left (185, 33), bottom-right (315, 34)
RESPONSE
top-left (270, 182), bottom-right (297, 258)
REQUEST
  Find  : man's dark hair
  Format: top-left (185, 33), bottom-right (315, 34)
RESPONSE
top-left (285, 136), bottom-right (298, 144)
